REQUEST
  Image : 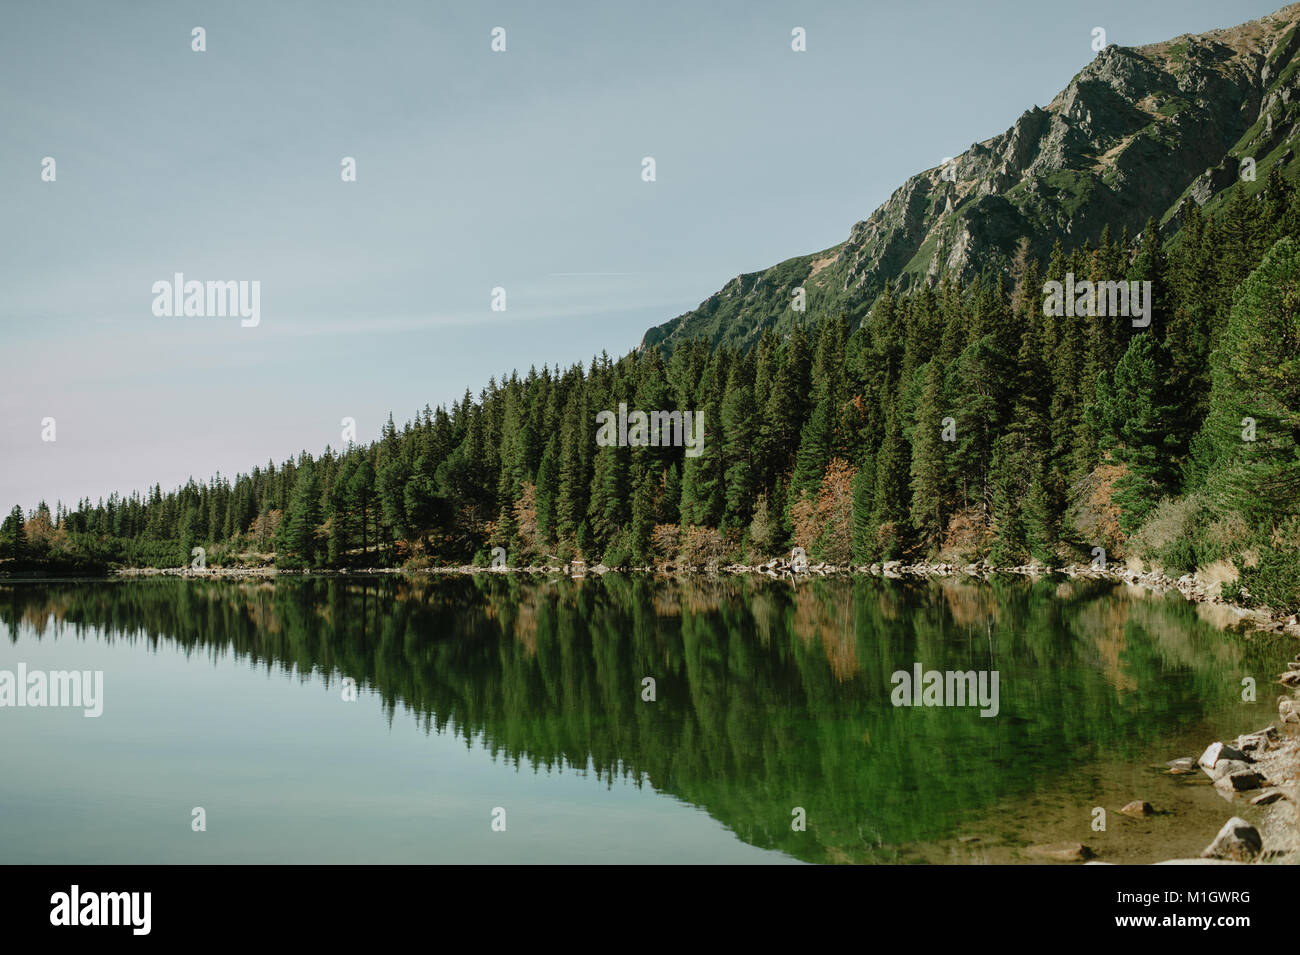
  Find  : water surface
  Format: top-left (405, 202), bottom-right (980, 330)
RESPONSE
top-left (0, 575), bottom-right (1290, 863)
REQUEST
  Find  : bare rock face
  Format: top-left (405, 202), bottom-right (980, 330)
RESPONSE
top-left (642, 5), bottom-right (1300, 354)
top-left (1201, 817), bottom-right (1262, 861)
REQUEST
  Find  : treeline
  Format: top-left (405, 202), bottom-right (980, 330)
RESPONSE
top-left (4, 170), bottom-right (1299, 608)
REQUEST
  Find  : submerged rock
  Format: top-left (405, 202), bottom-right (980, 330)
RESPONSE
top-left (1120, 800), bottom-right (1155, 817)
top-left (1027, 842), bottom-right (1094, 861)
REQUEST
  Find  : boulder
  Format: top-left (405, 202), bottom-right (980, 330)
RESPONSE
top-left (1233, 726), bottom-right (1278, 753)
top-left (1207, 758), bottom-right (1254, 781)
top-left (1201, 817), bottom-right (1262, 862)
top-left (1250, 790), bottom-right (1286, 806)
top-left (1120, 800), bottom-right (1155, 817)
top-left (1198, 741), bottom-right (1251, 771)
top-left (1213, 770), bottom-right (1265, 796)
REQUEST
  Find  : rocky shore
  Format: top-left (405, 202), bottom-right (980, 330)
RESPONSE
top-left (130, 555), bottom-right (1299, 636)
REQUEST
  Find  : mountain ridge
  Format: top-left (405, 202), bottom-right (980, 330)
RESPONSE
top-left (640, 3), bottom-right (1300, 353)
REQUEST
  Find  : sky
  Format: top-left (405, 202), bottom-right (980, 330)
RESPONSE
top-left (0, 0), bottom-right (1285, 511)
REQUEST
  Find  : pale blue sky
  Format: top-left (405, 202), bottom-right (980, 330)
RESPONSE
top-left (0, 0), bottom-right (1281, 510)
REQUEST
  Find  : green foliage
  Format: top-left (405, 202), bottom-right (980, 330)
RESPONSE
top-left (0, 505), bottom-right (26, 560)
top-left (16, 179), bottom-right (1300, 590)
top-left (277, 462), bottom-right (322, 569)
top-left (1240, 538), bottom-right (1300, 613)
top-left (1198, 237), bottom-right (1300, 529)
top-left (1093, 334), bottom-right (1181, 533)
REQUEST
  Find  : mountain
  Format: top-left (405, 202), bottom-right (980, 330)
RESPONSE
top-left (640, 3), bottom-right (1300, 353)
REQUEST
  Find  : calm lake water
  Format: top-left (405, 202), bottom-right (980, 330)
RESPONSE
top-left (0, 574), bottom-right (1292, 864)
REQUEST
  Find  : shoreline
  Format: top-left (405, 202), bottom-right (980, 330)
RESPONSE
top-left (96, 558), bottom-right (1300, 638)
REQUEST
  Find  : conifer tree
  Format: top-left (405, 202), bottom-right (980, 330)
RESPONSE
top-left (1199, 237), bottom-right (1300, 528)
top-left (278, 462), bottom-right (322, 567)
top-left (1092, 333), bottom-right (1180, 533)
top-left (909, 362), bottom-right (949, 547)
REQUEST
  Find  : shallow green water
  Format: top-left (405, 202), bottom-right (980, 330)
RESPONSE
top-left (0, 574), bottom-right (1290, 863)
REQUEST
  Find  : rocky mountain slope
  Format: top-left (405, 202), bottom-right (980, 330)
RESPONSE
top-left (641, 3), bottom-right (1300, 353)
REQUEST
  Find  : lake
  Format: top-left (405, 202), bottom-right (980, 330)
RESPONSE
top-left (0, 574), bottom-right (1290, 864)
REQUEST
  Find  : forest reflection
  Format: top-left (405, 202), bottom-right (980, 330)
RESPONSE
top-left (0, 573), bottom-right (1279, 863)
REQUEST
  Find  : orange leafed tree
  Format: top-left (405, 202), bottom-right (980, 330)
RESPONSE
top-left (791, 458), bottom-right (856, 564)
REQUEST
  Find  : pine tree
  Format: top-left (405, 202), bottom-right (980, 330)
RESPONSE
top-left (721, 379), bottom-right (758, 530)
top-left (1199, 237), bottom-right (1300, 528)
top-left (909, 362), bottom-right (948, 548)
top-left (790, 395), bottom-right (833, 502)
top-left (1093, 333), bottom-right (1181, 533)
top-left (556, 386), bottom-right (590, 542)
top-left (534, 434), bottom-right (560, 545)
top-left (629, 469), bottom-right (658, 563)
top-left (278, 462), bottom-right (322, 567)
top-left (872, 407), bottom-right (911, 559)
top-left (0, 505), bottom-right (26, 560)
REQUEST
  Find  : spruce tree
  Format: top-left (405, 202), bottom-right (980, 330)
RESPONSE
top-left (909, 362), bottom-right (948, 549)
top-left (1093, 334), bottom-right (1181, 533)
top-left (1200, 237), bottom-right (1300, 528)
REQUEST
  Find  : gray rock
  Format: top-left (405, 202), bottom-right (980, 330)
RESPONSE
top-left (1201, 817), bottom-right (1262, 862)
top-left (1198, 741), bottom-right (1251, 771)
top-left (1234, 725), bottom-right (1278, 753)
top-left (1250, 790), bottom-right (1285, 806)
top-left (1166, 757), bottom-right (1197, 774)
top-left (1120, 800), bottom-right (1155, 817)
top-left (1213, 770), bottom-right (1265, 795)
top-left (1207, 758), bottom-right (1254, 781)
